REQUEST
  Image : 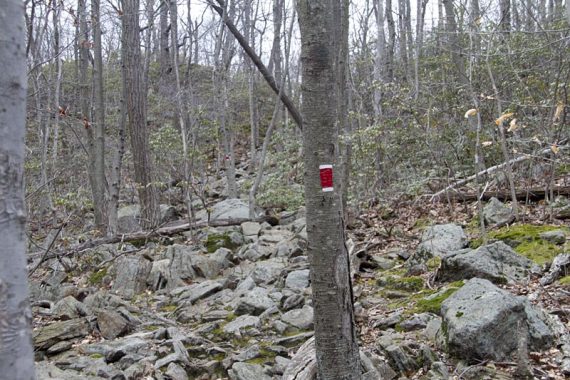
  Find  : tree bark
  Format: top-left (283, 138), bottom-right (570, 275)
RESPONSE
top-left (121, 0), bottom-right (161, 229)
top-left (297, 1), bottom-right (360, 379)
top-left (91, 0), bottom-right (108, 232)
top-left (0, 1), bottom-right (36, 377)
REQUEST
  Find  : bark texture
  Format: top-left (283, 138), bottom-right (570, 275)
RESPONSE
top-left (298, 1), bottom-right (361, 379)
top-left (0, 1), bottom-right (36, 377)
top-left (121, 0), bottom-right (161, 229)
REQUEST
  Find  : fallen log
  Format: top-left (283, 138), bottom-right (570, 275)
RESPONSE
top-left (28, 216), bottom-right (270, 264)
top-left (439, 186), bottom-right (570, 203)
top-left (429, 143), bottom-right (568, 201)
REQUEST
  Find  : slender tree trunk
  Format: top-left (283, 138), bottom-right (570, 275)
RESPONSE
top-left (91, 0), bottom-right (108, 232)
top-left (385, 0), bottom-right (396, 80)
top-left (121, 0), bottom-right (161, 229)
top-left (297, 1), bottom-right (360, 378)
top-left (51, 4), bottom-right (62, 166)
top-left (442, 0), bottom-right (467, 85)
top-left (414, 0), bottom-right (428, 99)
top-left (0, 1), bottom-right (36, 377)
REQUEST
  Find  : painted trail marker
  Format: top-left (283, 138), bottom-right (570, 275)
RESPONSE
top-left (319, 164), bottom-right (333, 192)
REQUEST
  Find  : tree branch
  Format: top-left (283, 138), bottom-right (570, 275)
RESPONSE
top-left (208, 0), bottom-right (303, 129)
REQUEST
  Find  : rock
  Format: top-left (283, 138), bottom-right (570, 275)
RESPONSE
top-left (551, 196), bottom-right (570, 219)
top-left (383, 344), bottom-right (420, 373)
top-left (36, 362), bottom-right (99, 380)
top-left (223, 315), bottom-right (261, 335)
top-left (235, 287), bottom-right (275, 316)
top-left (33, 318), bottom-right (89, 351)
top-left (285, 269), bottom-right (310, 290)
top-left (241, 221), bottom-right (261, 237)
top-left (174, 280), bottom-right (223, 304)
top-left (281, 294), bottom-right (305, 311)
top-left (399, 313), bottom-right (436, 331)
top-left (210, 199), bottom-right (250, 221)
top-left (165, 363), bottom-right (188, 380)
top-left (281, 305), bottom-right (314, 330)
top-left (539, 229), bottom-right (567, 244)
top-left (52, 296), bottom-right (88, 320)
top-left (111, 256), bottom-right (152, 299)
top-left (372, 310), bottom-right (403, 330)
top-left (97, 309), bottom-right (130, 339)
top-left (233, 344), bottom-right (261, 362)
top-left (483, 197), bottom-right (514, 225)
top-left (413, 224), bottom-right (467, 264)
top-left (424, 361), bottom-right (450, 380)
top-left (441, 278), bottom-right (554, 361)
top-left (250, 258), bottom-right (287, 285)
top-left (438, 241), bottom-right (538, 284)
top-left (541, 253), bottom-right (570, 285)
top-left (229, 362), bottom-right (271, 380)
top-left (235, 276), bottom-right (256, 294)
top-left (164, 245), bottom-right (198, 287)
top-left (117, 205), bottom-right (142, 233)
top-left (273, 356), bottom-right (292, 375)
top-left (117, 204), bottom-right (178, 233)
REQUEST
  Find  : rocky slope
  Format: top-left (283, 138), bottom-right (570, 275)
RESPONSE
top-left (30, 196), bottom-right (570, 379)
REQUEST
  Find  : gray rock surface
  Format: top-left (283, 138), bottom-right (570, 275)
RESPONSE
top-left (441, 278), bottom-right (554, 361)
top-left (229, 362), bottom-right (271, 380)
top-left (539, 229), bottom-right (567, 244)
top-left (413, 224), bottom-right (467, 263)
top-left (97, 309), bottom-right (130, 339)
top-left (483, 197), bottom-right (514, 225)
top-left (33, 318), bottom-right (89, 351)
top-left (438, 241), bottom-right (538, 284)
top-left (281, 305), bottom-right (314, 330)
top-left (235, 286), bottom-right (275, 316)
top-left (223, 315), bottom-right (261, 335)
top-left (210, 199), bottom-right (250, 221)
top-left (285, 269), bottom-right (310, 290)
top-left (540, 253), bottom-right (570, 285)
top-left (174, 280), bottom-right (223, 304)
top-left (112, 256), bottom-right (152, 299)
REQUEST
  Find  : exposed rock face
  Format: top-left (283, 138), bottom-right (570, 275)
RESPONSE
top-left (111, 256), bottom-right (153, 299)
top-left (441, 278), bottom-right (555, 361)
top-left (33, 318), bottom-right (90, 351)
top-left (412, 224), bottom-right (467, 264)
top-left (483, 197), bottom-right (514, 225)
top-left (438, 241), bottom-right (538, 284)
top-left (210, 199), bottom-right (250, 221)
top-left (541, 253), bottom-right (570, 285)
top-left (117, 204), bottom-right (179, 233)
top-left (228, 362), bottom-right (272, 380)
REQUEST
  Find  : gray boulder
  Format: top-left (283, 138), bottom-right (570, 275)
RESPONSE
top-left (111, 256), bottom-right (152, 299)
top-left (235, 286), bottom-right (275, 316)
top-left (33, 318), bottom-right (89, 351)
top-left (483, 197), bottom-right (514, 226)
top-left (173, 280), bottom-right (223, 304)
top-left (281, 305), bottom-right (314, 330)
top-left (441, 278), bottom-right (554, 361)
top-left (540, 253), bottom-right (570, 285)
top-left (52, 296), bottom-right (88, 320)
top-left (285, 269), bottom-right (310, 290)
top-left (250, 258), bottom-right (287, 285)
top-left (117, 204), bottom-right (179, 233)
top-left (97, 309), bottom-right (130, 339)
top-left (223, 315), bottom-right (261, 335)
top-left (539, 229), bottom-right (567, 245)
top-left (551, 196), bottom-right (570, 219)
top-left (210, 199), bottom-right (250, 221)
top-left (438, 241), bottom-right (538, 284)
top-left (413, 224), bottom-right (467, 264)
top-left (229, 362), bottom-right (271, 380)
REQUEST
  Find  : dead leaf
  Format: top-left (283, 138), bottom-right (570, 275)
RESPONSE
top-left (495, 112), bottom-right (515, 126)
top-left (464, 108), bottom-right (478, 118)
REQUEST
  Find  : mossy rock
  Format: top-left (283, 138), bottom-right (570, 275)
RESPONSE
top-left (558, 276), bottom-right (570, 285)
top-left (377, 275), bottom-right (424, 292)
top-left (204, 232), bottom-right (239, 253)
top-left (470, 224), bottom-right (568, 265)
top-left (412, 281), bottom-right (465, 315)
top-left (88, 268), bottom-right (108, 285)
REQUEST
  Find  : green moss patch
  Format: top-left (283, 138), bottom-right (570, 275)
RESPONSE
top-left (377, 275), bottom-right (424, 292)
top-left (470, 224), bottom-right (568, 265)
top-left (204, 233), bottom-right (238, 253)
top-left (88, 268), bottom-right (107, 285)
top-left (558, 276), bottom-right (570, 285)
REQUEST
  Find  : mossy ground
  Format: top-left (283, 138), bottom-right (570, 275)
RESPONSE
top-left (88, 267), bottom-right (107, 285)
top-left (204, 233), bottom-right (239, 253)
top-left (470, 224), bottom-right (568, 265)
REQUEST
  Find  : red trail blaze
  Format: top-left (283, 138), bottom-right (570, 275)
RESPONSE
top-left (319, 164), bottom-right (333, 192)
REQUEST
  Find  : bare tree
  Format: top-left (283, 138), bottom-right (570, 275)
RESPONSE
top-left (0, 0), bottom-right (36, 377)
top-left (297, 0), bottom-right (360, 378)
top-left (121, 0), bottom-right (161, 229)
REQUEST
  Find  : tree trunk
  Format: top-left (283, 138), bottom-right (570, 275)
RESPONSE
top-left (0, 1), bottom-right (36, 377)
top-left (297, 1), bottom-right (360, 379)
top-left (121, 0), bottom-right (161, 229)
top-left (385, 0), bottom-right (396, 80)
top-left (91, 0), bottom-right (108, 232)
